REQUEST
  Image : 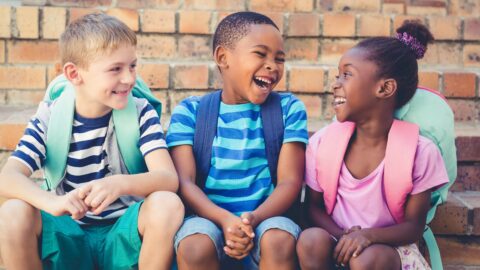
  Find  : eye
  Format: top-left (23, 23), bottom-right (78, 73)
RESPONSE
top-left (275, 57), bottom-right (285, 63)
top-left (110, 66), bottom-right (121, 72)
top-left (130, 63), bottom-right (137, 70)
top-left (254, 51), bottom-right (266, 57)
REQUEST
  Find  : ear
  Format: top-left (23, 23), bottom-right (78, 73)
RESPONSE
top-left (376, 78), bottom-right (397, 99)
top-left (214, 46), bottom-right (229, 70)
top-left (63, 62), bottom-right (82, 85)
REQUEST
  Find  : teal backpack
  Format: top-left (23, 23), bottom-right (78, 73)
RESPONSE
top-left (41, 74), bottom-right (162, 191)
top-left (394, 86), bottom-right (457, 270)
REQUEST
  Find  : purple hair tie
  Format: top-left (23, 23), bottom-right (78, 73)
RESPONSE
top-left (396, 32), bottom-right (426, 59)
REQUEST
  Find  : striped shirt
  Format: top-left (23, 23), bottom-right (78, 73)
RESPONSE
top-left (11, 98), bottom-right (166, 225)
top-left (166, 92), bottom-right (308, 215)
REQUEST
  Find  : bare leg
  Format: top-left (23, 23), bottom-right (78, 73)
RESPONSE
top-left (296, 227), bottom-right (335, 270)
top-left (137, 191), bottom-right (184, 270)
top-left (0, 199), bottom-right (42, 270)
top-left (177, 234), bottom-right (220, 270)
top-left (259, 229), bottom-right (296, 270)
top-left (349, 244), bottom-right (401, 270)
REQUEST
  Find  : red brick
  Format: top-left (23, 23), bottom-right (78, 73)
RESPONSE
top-left (49, 0), bottom-right (112, 7)
top-left (323, 13), bottom-right (355, 37)
top-left (47, 63), bottom-right (63, 83)
top-left (8, 41), bottom-right (60, 64)
top-left (151, 90), bottom-right (168, 116)
top-left (464, 45), bottom-right (480, 67)
top-left (320, 40), bottom-right (356, 65)
top-left (174, 65), bottom-right (209, 89)
top-left (169, 90), bottom-right (208, 111)
top-left (326, 67), bottom-right (338, 93)
top-left (406, 5), bottom-right (446, 15)
top-left (296, 94), bottom-right (322, 119)
top-left (430, 194), bottom-right (469, 235)
top-left (456, 136), bottom-right (480, 162)
top-left (106, 9), bottom-right (139, 32)
top-left (285, 38), bottom-right (318, 61)
top-left (179, 11), bottom-right (212, 34)
top-left (295, 0), bottom-right (314, 12)
top-left (437, 236), bottom-right (480, 266)
top-left (382, 3), bottom-right (405, 14)
top-left (249, 0), bottom-right (295, 12)
top-left (421, 43), bottom-right (462, 67)
top-left (448, 0), bottom-right (480, 16)
top-left (178, 36), bottom-right (212, 60)
top-left (184, 0), bottom-right (245, 10)
top-left (287, 13), bottom-right (319, 37)
top-left (117, 0), bottom-right (180, 9)
top-left (0, 124), bottom-right (27, 151)
top-left (68, 8), bottom-right (101, 23)
top-left (317, 0), bottom-right (334, 12)
top-left (0, 67), bottom-right (46, 89)
top-left (6, 90), bottom-right (45, 106)
top-left (357, 14), bottom-right (391, 37)
top-left (428, 16), bottom-right (461, 40)
top-left (323, 94), bottom-right (336, 120)
top-left (15, 6), bottom-right (39, 39)
top-left (456, 192), bottom-right (480, 234)
top-left (446, 99), bottom-right (479, 122)
top-left (0, 6), bottom-right (11, 38)
top-left (451, 165), bottom-right (480, 192)
top-left (0, 41), bottom-right (4, 63)
top-left (418, 71), bottom-right (440, 90)
top-left (141, 10), bottom-right (175, 33)
top-left (42, 7), bottom-right (66, 39)
top-left (288, 66), bottom-right (325, 93)
top-left (210, 65), bottom-right (223, 89)
top-left (137, 35), bottom-right (176, 59)
top-left (261, 12), bottom-right (284, 34)
top-left (137, 63), bottom-right (169, 89)
top-left (393, 15), bottom-right (426, 30)
top-left (465, 18), bottom-right (480, 41)
top-left (276, 69), bottom-right (287, 91)
top-left (333, 0), bottom-right (381, 12)
top-left (444, 72), bottom-right (476, 98)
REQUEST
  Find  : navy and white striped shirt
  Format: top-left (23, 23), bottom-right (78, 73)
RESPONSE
top-left (11, 97), bottom-right (166, 225)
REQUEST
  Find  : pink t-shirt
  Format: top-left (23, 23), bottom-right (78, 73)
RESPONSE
top-left (305, 127), bottom-right (449, 230)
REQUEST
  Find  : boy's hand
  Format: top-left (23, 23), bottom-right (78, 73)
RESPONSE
top-left (46, 190), bottom-right (89, 220)
top-left (78, 176), bottom-right (121, 215)
top-left (333, 229), bottom-right (371, 266)
top-left (221, 215), bottom-right (254, 259)
top-left (240, 212), bottom-right (257, 235)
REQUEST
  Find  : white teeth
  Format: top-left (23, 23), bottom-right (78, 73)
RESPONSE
top-left (255, 77), bottom-right (272, 84)
top-left (333, 97), bottom-right (346, 105)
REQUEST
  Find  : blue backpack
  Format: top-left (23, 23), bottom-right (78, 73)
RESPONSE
top-left (42, 74), bottom-right (162, 191)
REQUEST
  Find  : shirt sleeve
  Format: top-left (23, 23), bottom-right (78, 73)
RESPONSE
top-left (304, 129), bottom-right (325, 192)
top-left (136, 100), bottom-right (167, 156)
top-left (281, 94), bottom-right (309, 145)
top-left (166, 96), bottom-right (200, 148)
top-left (410, 136), bottom-right (449, 195)
top-left (10, 102), bottom-right (49, 173)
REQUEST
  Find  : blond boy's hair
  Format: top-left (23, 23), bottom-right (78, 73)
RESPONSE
top-left (60, 13), bottom-right (137, 68)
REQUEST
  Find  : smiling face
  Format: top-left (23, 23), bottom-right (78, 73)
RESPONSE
top-left (332, 47), bottom-right (385, 123)
top-left (72, 45), bottom-right (137, 118)
top-left (217, 24), bottom-right (285, 105)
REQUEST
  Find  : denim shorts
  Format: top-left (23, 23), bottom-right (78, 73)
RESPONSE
top-left (174, 215), bottom-right (301, 269)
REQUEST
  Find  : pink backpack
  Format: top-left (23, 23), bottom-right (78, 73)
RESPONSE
top-left (315, 119), bottom-right (419, 223)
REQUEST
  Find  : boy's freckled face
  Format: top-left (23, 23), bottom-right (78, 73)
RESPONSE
top-left (222, 24), bottom-right (285, 105)
top-left (75, 45), bottom-right (137, 117)
top-left (332, 47), bottom-right (381, 122)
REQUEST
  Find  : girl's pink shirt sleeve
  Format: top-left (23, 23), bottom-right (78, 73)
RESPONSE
top-left (304, 128), bottom-right (326, 192)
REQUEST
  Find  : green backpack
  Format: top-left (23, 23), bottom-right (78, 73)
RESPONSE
top-left (42, 74), bottom-right (162, 191)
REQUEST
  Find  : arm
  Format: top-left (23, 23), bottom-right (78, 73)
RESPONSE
top-left (248, 142), bottom-right (305, 227)
top-left (307, 186), bottom-right (345, 240)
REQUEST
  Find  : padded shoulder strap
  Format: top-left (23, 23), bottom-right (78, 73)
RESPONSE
top-left (384, 120), bottom-right (418, 223)
top-left (317, 121), bottom-right (355, 214)
top-left (193, 90), bottom-right (221, 189)
top-left (44, 84), bottom-right (75, 191)
top-left (260, 92), bottom-right (284, 185)
top-left (112, 95), bottom-right (147, 174)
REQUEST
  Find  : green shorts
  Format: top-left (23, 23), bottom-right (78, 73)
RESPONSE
top-left (40, 201), bottom-right (143, 270)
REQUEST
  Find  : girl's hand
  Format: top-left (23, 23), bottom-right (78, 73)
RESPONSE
top-left (77, 176), bottom-right (122, 215)
top-left (344, 225), bottom-right (362, 235)
top-left (46, 190), bottom-right (89, 220)
top-left (334, 229), bottom-right (372, 266)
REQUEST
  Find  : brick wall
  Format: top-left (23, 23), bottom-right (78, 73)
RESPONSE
top-left (0, 0), bottom-right (479, 122)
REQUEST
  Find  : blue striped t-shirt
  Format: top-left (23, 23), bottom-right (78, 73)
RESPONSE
top-left (166, 92), bottom-right (308, 215)
top-left (11, 97), bottom-right (166, 225)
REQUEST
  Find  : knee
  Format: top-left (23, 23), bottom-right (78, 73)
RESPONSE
top-left (297, 228), bottom-right (333, 264)
top-left (0, 199), bottom-right (39, 237)
top-left (143, 191), bottom-right (184, 224)
top-left (177, 234), bottom-right (217, 265)
top-left (261, 229), bottom-right (296, 261)
top-left (349, 245), bottom-right (400, 270)
top-left (349, 253), bottom-right (375, 270)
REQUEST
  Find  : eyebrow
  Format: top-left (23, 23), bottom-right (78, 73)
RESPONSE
top-left (252, 44), bottom-right (285, 56)
top-left (342, 63), bottom-right (359, 70)
top-left (109, 59), bottom-right (137, 66)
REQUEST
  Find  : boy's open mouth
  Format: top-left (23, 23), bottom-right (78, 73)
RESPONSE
top-left (113, 90), bottom-right (129, 95)
top-left (332, 96), bottom-right (346, 107)
top-left (253, 76), bottom-right (275, 90)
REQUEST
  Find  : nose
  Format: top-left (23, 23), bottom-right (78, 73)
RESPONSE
top-left (331, 78), bottom-right (341, 91)
top-left (121, 68), bottom-right (136, 85)
top-left (265, 59), bottom-right (277, 72)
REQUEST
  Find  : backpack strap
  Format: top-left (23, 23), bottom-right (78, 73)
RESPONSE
top-left (260, 92), bottom-right (284, 185)
top-left (193, 90), bottom-right (221, 189)
top-left (316, 121), bottom-right (355, 214)
top-left (193, 91), bottom-right (284, 189)
top-left (384, 119), bottom-right (418, 223)
top-left (43, 84), bottom-right (75, 190)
